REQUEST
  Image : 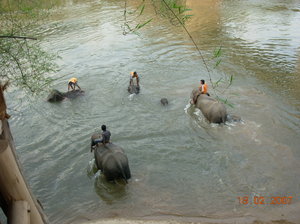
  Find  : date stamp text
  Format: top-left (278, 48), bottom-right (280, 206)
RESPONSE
top-left (237, 196), bottom-right (293, 205)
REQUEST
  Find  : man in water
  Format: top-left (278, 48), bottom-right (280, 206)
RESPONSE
top-left (91, 125), bottom-right (111, 150)
top-left (129, 71), bottom-right (140, 87)
top-left (68, 77), bottom-right (82, 91)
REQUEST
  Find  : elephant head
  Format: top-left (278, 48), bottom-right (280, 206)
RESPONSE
top-left (47, 89), bottom-right (65, 102)
top-left (191, 89), bottom-right (227, 124)
top-left (91, 134), bottom-right (131, 183)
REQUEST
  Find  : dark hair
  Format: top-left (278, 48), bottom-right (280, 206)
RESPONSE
top-left (200, 79), bottom-right (205, 84)
top-left (101, 125), bottom-right (106, 131)
top-left (133, 71), bottom-right (137, 75)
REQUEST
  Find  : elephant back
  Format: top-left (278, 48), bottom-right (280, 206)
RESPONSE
top-left (64, 90), bottom-right (84, 99)
top-left (128, 85), bottom-right (140, 94)
top-left (94, 143), bottom-right (131, 182)
top-left (196, 94), bottom-right (227, 124)
top-left (102, 153), bottom-right (131, 181)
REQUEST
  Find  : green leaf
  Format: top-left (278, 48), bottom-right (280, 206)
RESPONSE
top-left (139, 5), bottom-right (145, 16)
top-left (214, 59), bottom-right (222, 68)
top-left (213, 46), bottom-right (222, 59)
top-left (173, 3), bottom-right (179, 9)
top-left (229, 74), bottom-right (234, 85)
top-left (214, 77), bottom-right (223, 87)
top-left (217, 97), bottom-right (234, 108)
top-left (135, 18), bottom-right (152, 29)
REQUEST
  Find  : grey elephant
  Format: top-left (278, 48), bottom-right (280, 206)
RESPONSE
top-left (191, 89), bottom-right (227, 124)
top-left (127, 85), bottom-right (140, 94)
top-left (47, 89), bottom-right (84, 102)
top-left (91, 134), bottom-right (131, 183)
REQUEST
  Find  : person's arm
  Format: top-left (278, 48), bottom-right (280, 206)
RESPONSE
top-left (200, 85), bottom-right (204, 94)
top-left (75, 83), bottom-right (82, 90)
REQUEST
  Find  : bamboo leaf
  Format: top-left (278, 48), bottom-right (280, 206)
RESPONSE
top-left (136, 18), bottom-right (152, 29)
top-left (213, 46), bottom-right (222, 59)
top-left (214, 59), bottom-right (221, 68)
top-left (217, 97), bottom-right (234, 108)
top-left (229, 74), bottom-right (233, 85)
top-left (178, 6), bottom-right (182, 14)
top-left (214, 77), bottom-right (223, 87)
top-left (139, 5), bottom-right (145, 16)
top-left (173, 3), bottom-right (179, 9)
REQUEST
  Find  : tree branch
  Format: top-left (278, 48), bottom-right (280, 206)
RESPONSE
top-left (0, 35), bottom-right (37, 40)
top-left (160, 0), bottom-right (218, 97)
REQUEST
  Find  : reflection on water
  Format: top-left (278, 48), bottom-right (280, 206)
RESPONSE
top-left (5, 0), bottom-right (300, 223)
top-left (94, 175), bottom-right (128, 204)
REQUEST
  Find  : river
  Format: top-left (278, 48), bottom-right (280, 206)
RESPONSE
top-left (5, 0), bottom-right (300, 223)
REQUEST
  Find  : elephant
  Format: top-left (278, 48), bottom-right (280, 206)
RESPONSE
top-left (91, 134), bottom-right (131, 183)
top-left (191, 89), bottom-right (227, 124)
top-left (47, 89), bottom-right (84, 102)
top-left (127, 85), bottom-right (140, 94)
top-left (160, 98), bottom-right (168, 106)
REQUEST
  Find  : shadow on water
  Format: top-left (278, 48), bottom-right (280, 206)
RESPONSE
top-left (94, 175), bottom-right (128, 204)
top-left (87, 158), bottom-right (128, 204)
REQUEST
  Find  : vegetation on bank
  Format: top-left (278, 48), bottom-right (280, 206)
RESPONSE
top-left (0, 0), bottom-right (58, 94)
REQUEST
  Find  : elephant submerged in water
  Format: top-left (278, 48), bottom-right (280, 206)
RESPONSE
top-left (91, 134), bottom-right (131, 183)
top-left (160, 98), bottom-right (168, 106)
top-left (191, 89), bottom-right (227, 124)
top-left (127, 85), bottom-right (140, 94)
top-left (47, 89), bottom-right (84, 102)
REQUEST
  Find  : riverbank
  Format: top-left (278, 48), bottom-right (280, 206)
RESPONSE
top-left (74, 201), bottom-right (300, 224)
top-left (77, 218), bottom-right (297, 224)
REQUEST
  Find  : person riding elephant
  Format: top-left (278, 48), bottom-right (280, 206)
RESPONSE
top-left (192, 79), bottom-right (210, 105)
top-left (91, 127), bottom-right (131, 183)
top-left (91, 125), bottom-right (111, 150)
top-left (190, 88), bottom-right (227, 124)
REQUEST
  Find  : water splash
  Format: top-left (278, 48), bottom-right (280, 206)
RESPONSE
top-left (128, 93), bottom-right (136, 101)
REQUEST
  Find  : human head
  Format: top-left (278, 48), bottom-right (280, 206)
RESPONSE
top-left (200, 79), bottom-right (205, 84)
top-left (133, 71), bottom-right (137, 75)
top-left (101, 125), bottom-right (106, 131)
